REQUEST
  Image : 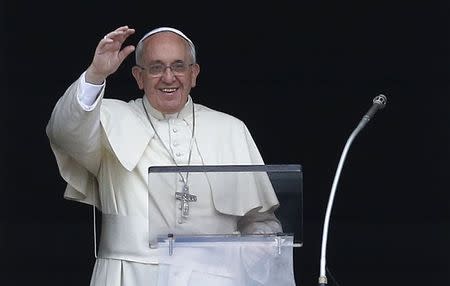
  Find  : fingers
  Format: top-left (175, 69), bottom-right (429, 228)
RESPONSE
top-left (89, 26), bottom-right (136, 80)
top-left (97, 26), bottom-right (135, 54)
top-left (103, 26), bottom-right (135, 43)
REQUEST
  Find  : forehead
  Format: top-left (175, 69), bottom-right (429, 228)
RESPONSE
top-left (142, 32), bottom-right (189, 62)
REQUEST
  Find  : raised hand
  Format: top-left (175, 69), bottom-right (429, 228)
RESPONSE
top-left (86, 26), bottom-right (136, 84)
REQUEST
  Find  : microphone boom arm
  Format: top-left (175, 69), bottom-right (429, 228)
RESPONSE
top-left (319, 120), bottom-right (365, 285)
top-left (318, 95), bottom-right (387, 285)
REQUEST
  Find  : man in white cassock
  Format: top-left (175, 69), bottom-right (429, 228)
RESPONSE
top-left (46, 26), bottom-right (283, 286)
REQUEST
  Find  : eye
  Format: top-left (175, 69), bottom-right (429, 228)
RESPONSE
top-left (148, 64), bottom-right (164, 74)
top-left (171, 62), bottom-right (187, 72)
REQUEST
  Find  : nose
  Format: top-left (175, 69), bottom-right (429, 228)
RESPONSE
top-left (161, 66), bottom-right (176, 82)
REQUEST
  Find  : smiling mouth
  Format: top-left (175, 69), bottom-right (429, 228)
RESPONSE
top-left (160, 88), bottom-right (178, 94)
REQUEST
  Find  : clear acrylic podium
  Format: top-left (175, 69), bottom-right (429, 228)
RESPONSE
top-left (148, 164), bottom-right (303, 286)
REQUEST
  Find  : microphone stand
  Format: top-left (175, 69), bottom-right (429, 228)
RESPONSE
top-left (318, 95), bottom-right (387, 285)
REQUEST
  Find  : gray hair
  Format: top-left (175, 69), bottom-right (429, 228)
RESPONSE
top-left (135, 27), bottom-right (197, 66)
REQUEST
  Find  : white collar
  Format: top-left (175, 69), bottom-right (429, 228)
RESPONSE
top-left (142, 95), bottom-right (194, 121)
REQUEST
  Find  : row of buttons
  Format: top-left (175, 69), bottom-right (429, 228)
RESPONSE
top-left (170, 122), bottom-right (190, 158)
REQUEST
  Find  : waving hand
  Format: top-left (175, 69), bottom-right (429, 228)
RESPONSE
top-left (86, 26), bottom-right (135, 84)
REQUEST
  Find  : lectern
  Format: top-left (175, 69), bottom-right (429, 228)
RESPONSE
top-left (148, 164), bottom-right (303, 286)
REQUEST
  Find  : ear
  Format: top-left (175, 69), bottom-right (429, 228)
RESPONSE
top-left (190, 63), bottom-right (200, 87)
top-left (132, 66), bottom-right (144, 90)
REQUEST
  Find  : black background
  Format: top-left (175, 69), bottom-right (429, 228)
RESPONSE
top-left (1, 1), bottom-right (449, 285)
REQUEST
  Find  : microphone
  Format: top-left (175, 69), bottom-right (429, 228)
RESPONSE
top-left (357, 94), bottom-right (387, 130)
top-left (318, 94), bottom-right (387, 285)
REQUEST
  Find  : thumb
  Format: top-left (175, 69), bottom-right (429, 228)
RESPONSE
top-left (118, 45), bottom-right (136, 63)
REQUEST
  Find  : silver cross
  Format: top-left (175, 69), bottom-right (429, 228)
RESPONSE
top-left (175, 186), bottom-right (197, 218)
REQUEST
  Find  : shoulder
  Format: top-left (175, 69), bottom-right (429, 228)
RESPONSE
top-left (195, 103), bottom-right (245, 127)
top-left (102, 98), bottom-right (142, 110)
top-left (101, 98), bottom-right (144, 115)
top-left (100, 98), bottom-right (147, 127)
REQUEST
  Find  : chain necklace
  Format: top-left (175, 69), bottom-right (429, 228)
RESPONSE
top-left (142, 99), bottom-right (197, 219)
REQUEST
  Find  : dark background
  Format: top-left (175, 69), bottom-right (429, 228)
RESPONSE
top-left (1, 1), bottom-right (449, 285)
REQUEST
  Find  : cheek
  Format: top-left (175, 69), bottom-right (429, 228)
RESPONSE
top-left (141, 78), bottom-right (153, 90)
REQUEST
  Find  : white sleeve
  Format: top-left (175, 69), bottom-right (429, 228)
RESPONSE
top-left (46, 73), bottom-right (104, 175)
top-left (78, 71), bottom-right (104, 111)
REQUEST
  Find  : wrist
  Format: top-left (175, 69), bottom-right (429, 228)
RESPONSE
top-left (85, 65), bottom-right (106, 85)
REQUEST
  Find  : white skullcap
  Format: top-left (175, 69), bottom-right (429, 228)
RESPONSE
top-left (138, 27), bottom-right (194, 45)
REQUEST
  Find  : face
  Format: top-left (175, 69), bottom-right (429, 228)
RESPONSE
top-left (132, 32), bottom-right (200, 114)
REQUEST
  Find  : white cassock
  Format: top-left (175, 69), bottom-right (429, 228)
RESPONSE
top-left (46, 73), bottom-right (286, 286)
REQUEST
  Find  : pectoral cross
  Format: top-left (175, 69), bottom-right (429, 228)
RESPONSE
top-left (175, 185), bottom-right (197, 218)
